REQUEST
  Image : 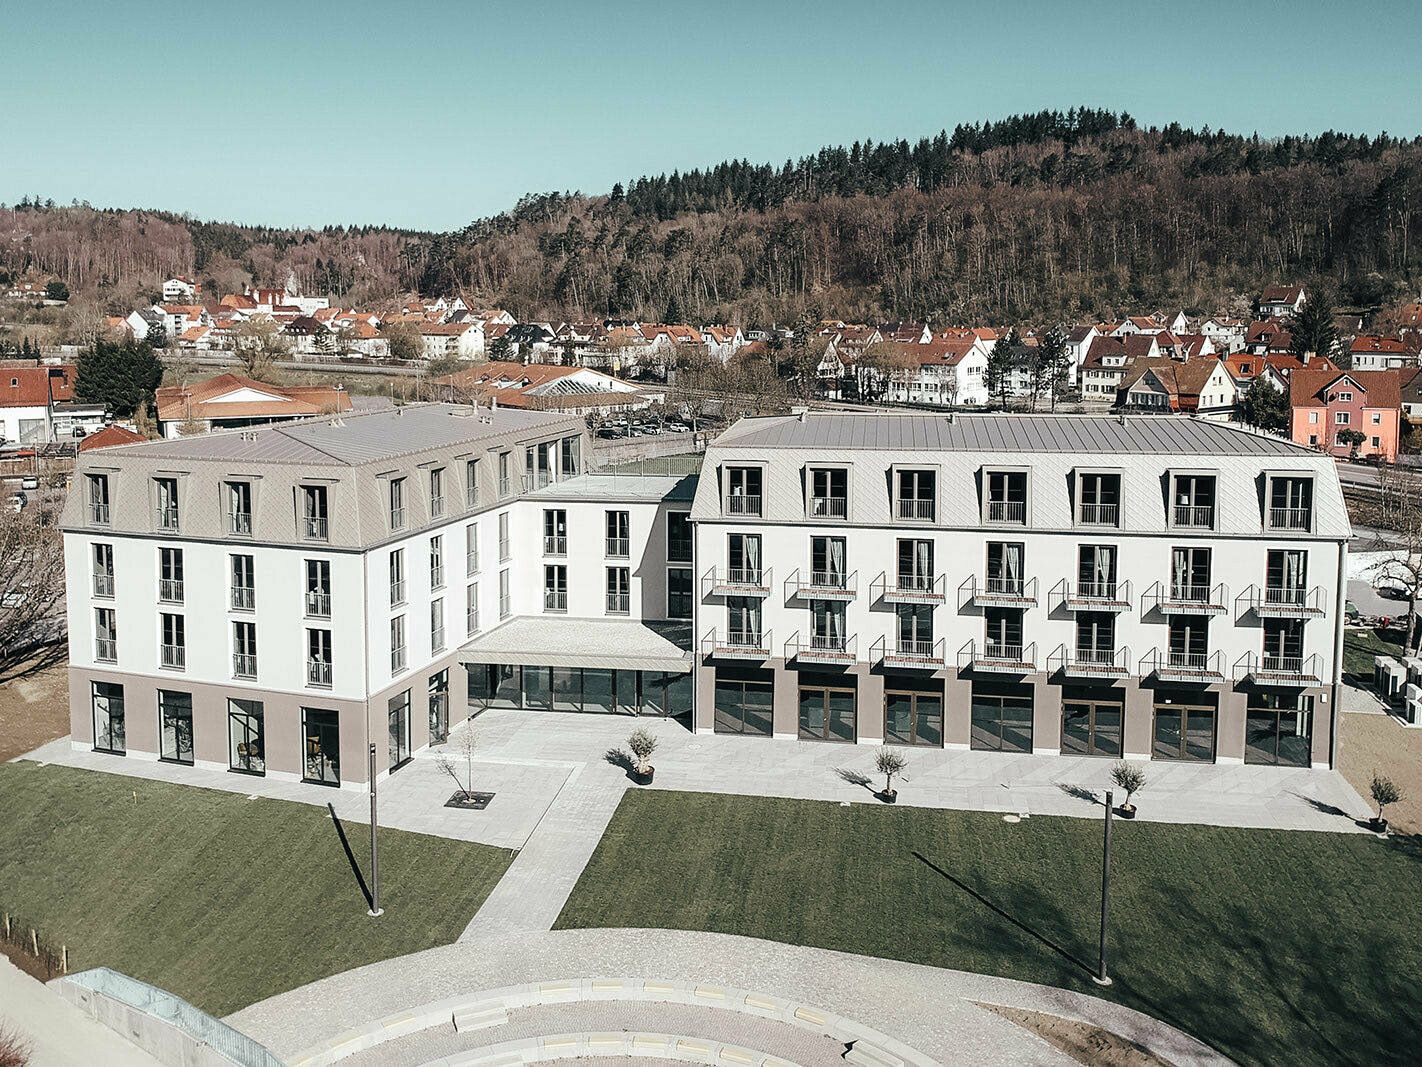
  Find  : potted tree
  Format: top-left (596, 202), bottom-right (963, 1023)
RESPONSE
top-left (1110, 761), bottom-right (1146, 819)
top-left (627, 727), bottom-right (658, 785)
top-left (1370, 774), bottom-right (1402, 834)
top-left (875, 749), bottom-right (907, 803)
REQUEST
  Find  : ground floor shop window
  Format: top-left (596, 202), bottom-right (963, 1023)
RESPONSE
top-left (388, 690), bottom-right (412, 771)
top-left (971, 682), bottom-right (1033, 752)
top-left (714, 673), bottom-right (774, 736)
top-left (1245, 692), bottom-right (1314, 767)
top-left (1152, 689), bottom-right (1217, 762)
top-left (798, 678), bottom-right (856, 742)
top-left (92, 681), bottom-right (125, 754)
top-left (303, 708), bottom-right (340, 786)
top-left (884, 680), bottom-right (943, 747)
top-left (1060, 686), bottom-right (1123, 757)
top-left (469, 663), bottom-right (689, 716)
top-left (228, 698), bottom-right (265, 775)
top-left (429, 670), bottom-right (450, 744)
top-left (158, 690), bottom-right (193, 765)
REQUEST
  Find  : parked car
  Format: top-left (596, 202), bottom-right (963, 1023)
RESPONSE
top-left (20, 476), bottom-right (39, 490)
top-left (8, 492), bottom-right (27, 513)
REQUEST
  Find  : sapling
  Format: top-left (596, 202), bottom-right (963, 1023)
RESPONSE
top-left (434, 729), bottom-right (479, 799)
top-left (876, 748), bottom-right (908, 796)
top-left (1111, 761), bottom-right (1147, 810)
top-left (1371, 773), bottom-right (1402, 825)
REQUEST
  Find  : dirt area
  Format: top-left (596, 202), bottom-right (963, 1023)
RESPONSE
top-left (0, 655), bottom-right (69, 763)
top-left (1339, 711), bottom-right (1422, 835)
top-left (977, 1002), bottom-right (1176, 1067)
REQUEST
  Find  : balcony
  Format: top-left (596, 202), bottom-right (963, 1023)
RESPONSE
top-left (1141, 648), bottom-right (1225, 684)
top-left (1050, 578), bottom-right (1133, 613)
top-left (985, 500), bottom-right (1026, 523)
top-left (1049, 644), bottom-right (1130, 679)
top-left (304, 516), bottom-right (329, 540)
top-left (307, 659), bottom-right (332, 687)
top-left (701, 628), bottom-right (773, 661)
top-left (92, 573), bottom-right (114, 599)
top-left (1078, 502), bottom-right (1119, 526)
top-left (231, 585), bottom-right (255, 611)
top-left (228, 512), bottom-right (253, 536)
top-left (606, 593), bottom-right (630, 615)
top-left (785, 568), bottom-right (857, 602)
top-left (703, 566), bottom-right (772, 598)
top-left (1237, 584), bottom-right (1327, 619)
top-left (1142, 581), bottom-right (1228, 615)
top-left (523, 472), bottom-right (554, 493)
top-left (896, 498), bottom-right (935, 522)
top-left (785, 631), bottom-right (857, 666)
top-left (305, 591), bottom-right (331, 617)
top-left (160, 644), bottom-right (186, 670)
top-left (158, 579), bottom-right (184, 603)
top-left (1267, 507), bottom-right (1312, 532)
top-left (958, 575), bottom-right (1039, 609)
top-left (872, 571), bottom-right (946, 604)
top-left (606, 536), bottom-right (630, 558)
top-left (233, 653), bottom-right (257, 679)
top-left (1234, 652), bottom-right (1323, 686)
top-left (544, 589), bottom-right (568, 613)
top-left (543, 535), bottom-right (567, 556)
top-left (95, 638), bottom-right (116, 663)
top-left (1172, 504), bottom-right (1215, 529)
top-left (957, 640), bottom-right (1037, 674)
top-left (725, 494), bottom-right (762, 517)
top-left (156, 507), bottom-right (179, 532)
top-left (871, 635), bottom-right (946, 669)
top-left (88, 503), bottom-right (110, 525)
top-left (810, 495), bottom-right (847, 519)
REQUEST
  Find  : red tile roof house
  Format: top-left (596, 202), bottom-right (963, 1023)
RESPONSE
top-left (154, 373), bottom-right (353, 438)
top-left (1289, 369), bottom-right (1401, 461)
top-left (1349, 335), bottom-right (1416, 371)
top-left (1116, 357), bottom-right (1239, 420)
top-left (1260, 284), bottom-right (1307, 318)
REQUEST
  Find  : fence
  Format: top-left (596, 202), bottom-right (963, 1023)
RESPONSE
top-left (58, 967), bottom-right (282, 1067)
top-left (0, 909), bottom-right (66, 979)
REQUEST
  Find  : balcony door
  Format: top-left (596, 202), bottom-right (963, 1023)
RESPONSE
top-left (714, 676), bottom-right (773, 736)
top-left (1078, 545), bottom-right (1117, 599)
top-left (1167, 617), bottom-right (1209, 668)
top-left (727, 597), bottom-right (762, 646)
top-left (897, 539), bottom-right (933, 592)
top-left (798, 683), bottom-right (856, 742)
top-left (728, 534), bottom-right (762, 583)
top-left (986, 542), bottom-right (1024, 595)
top-left (811, 536), bottom-right (846, 587)
top-left (811, 600), bottom-right (846, 651)
top-left (1153, 692), bottom-right (1217, 762)
top-left (885, 688), bottom-right (943, 747)
top-left (897, 604), bottom-right (933, 655)
top-left (1170, 547), bottom-right (1211, 599)
top-left (984, 607), bottom-right (1023, 658)
top-left (1266, 550), bottom-right (1307, 604)
top-left (1263, 619), bottom-right (1305, 670)
top-left (1075, 612), bottom-right (1115, 664)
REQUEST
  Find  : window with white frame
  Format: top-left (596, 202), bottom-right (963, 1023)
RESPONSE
top-left (390, 548), bottom-right (406, 606)
top-left (466, 523), bottom-right (479, 575)
top-left (430, 535), bottom-right (445, 589)
top-left (466, 582), bottom-right (479, 635)
top-left (390, 615), bottom-right (407, 673)
top-left (431, 598), bottom-right (445, 653)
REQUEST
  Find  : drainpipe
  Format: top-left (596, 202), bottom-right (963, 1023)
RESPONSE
top-left (1329, 537), bottom-right (1348, 768)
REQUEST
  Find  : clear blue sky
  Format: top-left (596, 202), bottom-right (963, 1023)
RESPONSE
top-left (4, 0), bottom-right (1419, 232)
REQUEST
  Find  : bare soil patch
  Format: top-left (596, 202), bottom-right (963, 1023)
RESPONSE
top-left (0, 655), bottom-right (69, 763)
top-left (1340, 711), bottom-right (1422, 835)
top-left (977, 1002), bottom-right (1177, 1067)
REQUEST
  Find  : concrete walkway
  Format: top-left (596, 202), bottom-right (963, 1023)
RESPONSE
top-left (225, 928), bottom-right (1229, 1067)
top-left (0, 957), bottom-right (159, 1067)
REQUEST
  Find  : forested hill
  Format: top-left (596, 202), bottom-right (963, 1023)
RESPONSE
top-left (5, 108), bottom-right (1421, 324)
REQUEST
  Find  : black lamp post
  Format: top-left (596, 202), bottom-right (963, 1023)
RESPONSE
top-left (368, 742), bottom-right (383, 917)
top-left (1093, 789), bottom-right (1113, 986)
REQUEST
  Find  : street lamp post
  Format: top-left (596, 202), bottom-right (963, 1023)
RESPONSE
top-left (368, 743), bottom-right (383, 917)
top-left (1093, 789), bottom-right (1113, 986)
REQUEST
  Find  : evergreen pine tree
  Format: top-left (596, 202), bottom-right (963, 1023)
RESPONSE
top-left (1289, 293), bottom-right (1338, 363)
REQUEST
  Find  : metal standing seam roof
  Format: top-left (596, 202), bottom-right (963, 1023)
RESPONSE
top-left (711, 412), bottom-right (1315, 456)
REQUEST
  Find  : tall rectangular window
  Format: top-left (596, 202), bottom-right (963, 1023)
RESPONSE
top-left (498, 452), bottom-right (511, 497)
top-left (1170, 546), bottom-right (1212, 601)
top-left (390, 615), bottom-right (407, 673)
top-left (1077, 472), bottom-right (1121, 526)
top-left (305, 559), bottom-right (331, 617)
top-left (465, 459), bottom-right (478, 508)
top-left (307, 628), bottom-right (333, 687)
top-left (543, 509), bottom-right (567, 555)
top-left (390, 548), bottom-right (406, 606)
top-left (606, 511), bottom-right (630, 557)
top-left (87, 473), bottom-right (110, 525)
top-left (92, 543), bottom-right (115, 598)
top-left (667, 568), bottom-right (693, 619)
top-left (728, 533), bottom-right (762, 583)
top-left (225, 480), bottom-right (252, 535)
top-left (389, 477), bottom-right (406, 530)
top-left (429, 467), bottom-right (445, 519)
top-left (984, 470), bottom-right (1027, 524)
top-left (94, 607), bottom-right (118, 663)
top-left (158, 690), bottom-right (193, 765)
top-left (158, 547), bottom-right (184, 604)
top-left (155, 477), bottom-right (179, 531)
top-left (1267, 476), bottom-right (1313, 531)
top-left (499, 568), bottom-right (511, 619)
top-left (544, 565), bottom-right (568, 612)
top-left (92, 681), bottom-right (125, 754)
top-left (895, 469), bottom-right (935, 521)
top-left (1171, 473), bottom-right (1216, 529)
top-left (466, 582), bottom-right (480, 635)
top-left (561, 435), bottom-right (580, 477)
top-left (1077, 545), bottom-right (1118, 600)
top-left (498, 512), bottom-right (511, 561)
top-left (430, 535), bottom-right (445, 589)
top-left (231, 553), bottom-right (255, 610)
top-left (809, 468), bottom-right (847, 518)
top-left (301, 485), bottom-right (328, 540)
top-left (811, 536), bottom-right (847, 588)
top-left (232, 620), bottom-right (257, 678)
top-left (667, 512), bottom-right (692, 563)
top-left (160, 612), bottom-right (185, 670)
top-left (228, 699), bottom-right (264, 775)
top-left (725, 467), bottom-right (762, 516)
top-left (388, 691), bottom-right (411, 771)
top-left (986, 542), bottom-right (1025, 596)
top-left (897, 539), bottom-right (934, 592)
top-left (466, 523), bottom-right (479, 575)
top-left (302, 708), bottom-right (340, 785)
top-left (431, 597), bottom-right (446, 653)
top-left (606, 567), bottom-right (630, 614)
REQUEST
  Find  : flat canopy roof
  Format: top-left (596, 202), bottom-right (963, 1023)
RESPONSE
top-left (459, 617), bottom-right (693, 673)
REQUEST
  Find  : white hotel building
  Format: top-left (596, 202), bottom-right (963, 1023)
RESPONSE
top-left (61, 407), bottom-right (1348, 785)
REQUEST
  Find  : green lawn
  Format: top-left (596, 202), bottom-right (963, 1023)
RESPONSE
top-left (556, 790), bottom-right (1422, 1067)
top-left (1343, 625), bottom-right (1405, 684)
top-left (0, 762), bottom-right (512, 1016)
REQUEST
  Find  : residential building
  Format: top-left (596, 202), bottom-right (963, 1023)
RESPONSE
top-left (1288, 369), bottom-right (1401, 461)
top-left (419, 322), bottom-right (485, 361)
top-left (1, 365), bottom-right (105, 445)
top-left (162, 277), bottom-right (198, 303)
top-left (881, 339), bottom-right (990, 407)
top-left (1116, 358), bottom-right (1239, 420)
top-left (1349, 336), bottom-right (1416, 371)
top-left (154, 373), bottom-right (353, 438)
top-left (1260, 285), bottom-right (1307, 319)
top-left (1200, 318), bottom-right (1247, 353)
top-left (1079, 334), bottom-right (1160, 402)
top-left (433, 364), bottom-right (663, 415)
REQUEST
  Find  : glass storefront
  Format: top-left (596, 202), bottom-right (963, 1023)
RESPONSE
top-left (227, 698), bottom-right (265, 775)
top-left (468, 664), bottom-right (691, 717)
top-left (970, 682), bottom-right (1033, 752)
top-left (798, 680), bottom-right (856, 742)
top-left (303, 708), bottom-right (340, 786)
top-left (884, 682), bottom-right (943, 747)
top-left (1060, 686), bottom-right (1123, 757)
top-left (1152, 689), bottom-right (1217, 762)
top-left (158, 690), bottom-right (193, 765)
top-left (714, 673), bottom-right (774, 736)
top-left (1245, 692), bottom-right (1314, 767)
top-left (429, 669), bottom-right (449, 744)
top-left (388, 690), bottom-right (411, 771)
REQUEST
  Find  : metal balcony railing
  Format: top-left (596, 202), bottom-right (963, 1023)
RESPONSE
top-left (390, 580), bottom-right (406, 607)
top-left (701, 628), bottom-right (772, 660)
top-left (1172, 504), bottom-right (1214, 529)
top-left (544, 589), bottom-right (568, 612)
top-left (1267, 507), bottom-right (1312, 532)
top-left (959, 574), bottom-right (1038, 607)
top-left (307, 659), bottom-right (332, 687)
top-left (228, 511), bottom-right (253, 536)
top-left (986, 500), bottom-right (1026, 523)
top-left (1233, 651), bottom-right (1323, 684)
top-left (1237, 584), bottom-right (1327, 618)
top-left (810, 495), bottom-right (847, 518)
top-left (1051, 578), bottom-right (1133, 612)
top-left (1078, 502), bottom-right (1119, 526)
top-left (305, 590), bottom-right (330, 617)
top-left (158, 579), bottom-right (184, 603)
top-left (703, 566), bottom-right (772, 598)
top-left (232, 653), bottom-right (257, 679)
top-left (89, 503), bottom-right (110, 525)
top-left (95, 638), bottom-right (116, 662)
top-left (388, 507), bottom-right (405, 530)
top-left (872, 571), bottom-right (946, 603)
top-left (606, 536), bottom-right (630, 558)
top-left (872, 635), bottom-right (945, 668)
top-left (785, 630), bottom-right (857, 665)
top-left (430, 496), bottom-right (445, 519)
top-left (1141, 648), bottom-right (1224, 682)
top-left (304, 515), bottom-right (328, 540)
top-left (606, 593), bottom-right (630, 614)
top-left (726, 494), bottom-right (762, 516)
top-left (896, 498), bottom-right (935, 521)
top-left (523, 472), bottom-right (554, 493)
top-left (957, 639), bottom-right (1037, 673)
top-left (92, 573), bottom-right (114, 598)
top-left (786, 568), bottom-right (857, 601)
top-left (1049, 644), bottom-right (1130, 677)
top-left (544, 535), bottom-right (567, 556)
top-left (1143, 581), bottom-right (1227, 615)
top-left (161, 644), bottom-right (185, 670)
top-left (156, 507), bottom-right (179, 531)
top-left (231, 585), bottom-right (255, 611)
top-left (391, 646), bottom-right (407, 673)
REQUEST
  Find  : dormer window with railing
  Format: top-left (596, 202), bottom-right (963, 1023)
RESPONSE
top-left (984, 470), bottom-right (1028, 525)
top-left (895, 469), bottom-right (935, 522)
top-left (301, 485), bottom-right (328, 541)
top-left (155, 477), bottom-right (179, 531)
top-left (808, 467), bottom-right (847, 519)
top-left (225, 481), bottom-right (253, 536)
top-left (158, 547), bottom-right (184, 604)
top-left (87, 473), bottom-right (110, 526)
top-left (1170, 473), bottom-right (1216, 530)
top-left (388, 477), bottom-right (406, 531)
top-left (429, 467), bottom-right (446, 519)
top-left (1077, 471), bottom-right (1121, 527)
top-left (1266, 475), bottom-right (1313, 532)
top-left (725, 466), bottom-right (763, 517)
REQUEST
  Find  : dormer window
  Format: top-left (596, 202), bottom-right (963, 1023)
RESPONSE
top-left (301, 485), bottom-right (328, 540)
top-left (1077, 471), bottom-right (1121, 526)
top-left (389, 477), bottom-right (406, 531)
top-left (725, 467), bottom-right (762, 517)
top-left (87, 473), bottom-right (110, 525)
top-left (984, 470), bottom-right (1028, 524)
top-left (225, 481), bottom-right (252, 536)
top-left (429, 467), bottom-right (445, 519)
top-left (1170, 473), bottom-right (1215, 530)
top-left (895, 469), bottom-right (935, 522)
top-left (808, 467), bottom-right (847, 519)
top-left (154, 477), bottom-right (179, 531)
top-left (1267, 476), bottom-right (1313, 532)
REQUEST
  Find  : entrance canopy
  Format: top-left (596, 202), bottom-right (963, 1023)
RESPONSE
top-left (459, 617), bottom-right (693, 673)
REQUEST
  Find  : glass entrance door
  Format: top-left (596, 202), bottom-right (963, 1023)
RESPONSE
top-left (713, 677), bottom-right (773, 736)
top-left (798, 685), bottom-right (856, 742)
top-left (428, 670), bottom-right (449, 745)
top-left (884, 689), bottom-right (943, 746)
top-left (228, 698), bottom-right (265, 774)
top-left (1152, 693), bottom-right (1217, 761)
top-left (1061, 697), bottom-right (1122, 757)
top-left (388, 691), bottom-right (411, 771)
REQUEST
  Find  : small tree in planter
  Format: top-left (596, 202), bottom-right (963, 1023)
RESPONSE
top-left (875, 749), bottom-right (908, 803)
top-left (435, 729), bottom-right (487, 808)
top-left (1370, 774), bottom-right (1402, 833)
top-left (1110, 761), bottom-right (1147, 819)
top-left (627, 727), bottom-right (658, 785)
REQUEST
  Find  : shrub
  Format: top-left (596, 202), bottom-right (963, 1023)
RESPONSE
top-left (1110, 761), bottom-right (1147, 808)
top-left (875, 749), bottom-right (908, 794)
top-left (1370, 774), bottom-right (1402, 821)
top-left (627, 728), bottom-right (658, 773)
top-left (0, 1025), bottom-right (31, 1067)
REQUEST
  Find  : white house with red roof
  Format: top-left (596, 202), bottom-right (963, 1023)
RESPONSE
top-left (1350, 335), bottom-right (1418, 371)
top-left (161, 277), bottom-right (198, 302)
top-left (0, 365), bottom-right (106, 445)
top-left (1200, 317), bottom-right (1246, 353)
top-left (418, 321), bottom-right (485, 361)
top-left (1260, 285), bottom-right (1306, 318)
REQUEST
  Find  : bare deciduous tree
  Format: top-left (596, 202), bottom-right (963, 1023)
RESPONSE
top-left (0, 505), bottom-right (66, 682)
top-left (229, 319), bottom-right (290, 380)
top-left (434, 727), bottom-right (480, 800)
